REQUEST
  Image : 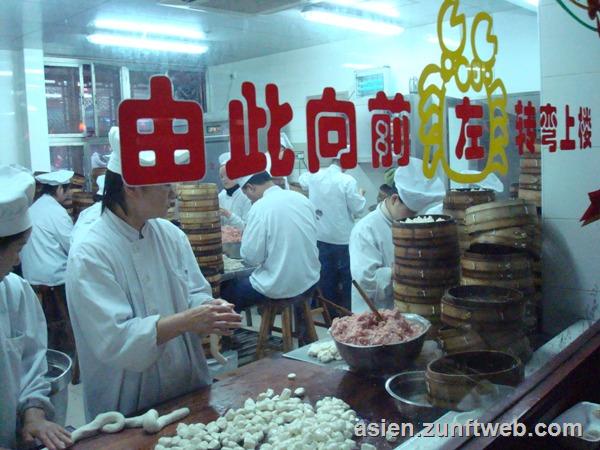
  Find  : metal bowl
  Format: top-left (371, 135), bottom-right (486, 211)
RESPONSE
top-left (331, 313), bottom-right (431, 373)
top-left (385, 371), bottom-right (447, 419)
top-left (223, 242), bottom-right (242, 259)
top-left (45, 349), bottom-right (72, 426)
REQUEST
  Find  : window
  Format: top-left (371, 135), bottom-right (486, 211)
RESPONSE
top-left (45, 65), bottom-right (83, 135)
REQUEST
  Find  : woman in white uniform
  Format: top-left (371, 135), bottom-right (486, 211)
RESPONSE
top-left (70, 174), bottom-right (105, 246)
top-left (66, 128), bottom-right (242, 420)
top-left (218, 152), bottom-right (252, 230)
top-left (0, 165), bottom-right (72, 450)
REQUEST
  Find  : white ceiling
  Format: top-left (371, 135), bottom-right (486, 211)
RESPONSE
top-left (0, 0), bottom-right (531, 68)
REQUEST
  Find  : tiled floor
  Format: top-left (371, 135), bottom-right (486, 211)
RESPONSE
top-left (62, 306), bottom-right (331, 428)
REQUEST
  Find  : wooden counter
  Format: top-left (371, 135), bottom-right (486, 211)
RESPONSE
top-left (73, 356), bottom-right (414, 449)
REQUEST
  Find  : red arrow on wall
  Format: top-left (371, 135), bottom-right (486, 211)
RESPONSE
top-left (581, 189), bottom-right (600, 226)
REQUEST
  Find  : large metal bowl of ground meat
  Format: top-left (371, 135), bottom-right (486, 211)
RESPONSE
top-left (330, 310), bottom-right (430, 373)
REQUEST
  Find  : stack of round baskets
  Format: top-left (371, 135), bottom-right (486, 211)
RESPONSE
top-left (518, 145), bottom-right (541, 208)
top-left (178, 183), bottom-right (223, 298)
top-left (72, 191), bottom-right (95, 222)
top-left (66, 173), bottom-right (86, 219)
top-left (443, 189), bottom-right (496, 252)
top-left (393, 215), bottom-right (460, 337)
top-left (440, 285), bottom-right (531, 363)
top-left (464, 200), bottom-right (541, 332)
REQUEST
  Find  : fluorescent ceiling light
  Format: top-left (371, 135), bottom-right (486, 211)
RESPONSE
top-left (323, 0), bottom-right (400, 18)
top-left (503, 0), bottom-right (538, 12)
top-left (343, 63), bottom-right (376, 70)
top-left (94, 19), bottom-right (205, 39)
top-left (87, 34), bottom-right (208, 54)
top-left (302, 7), bottom-right (404, 35)
top-left (0, 70), bottom-right (12, 77)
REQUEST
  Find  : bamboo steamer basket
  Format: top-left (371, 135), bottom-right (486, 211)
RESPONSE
top-left (518, 189), bottom-right (541, 207)
top-left (393, 215), bottom-right (457, 240)
top-left (395, 264), bottom-right (460, 285)
top-left (394, 300), bottom-right (441, 316)
top-left (426, 350), bottom-right (523, 410)
top-left (395, 256), bottom-right (460, 269)
top-left (441, 285), bottom-right (525, 328)
top-left (461, 244), bottom-right (531, 273)
top-left (443, 189), bottom-right (495, 212)
top-left (521, 145), bottom-right (541, 159)
top-left (519, 174), bottom-right (541, 185)
top-left (438, 327), bottom-right (486, 354)
top-left (393, 243), bottom-right (459, 260)
top-left (178, 183), bottom-right (218, 201)
top-left (71, 173), bottom-right (86, 188)
top-left (465, 200), bottom-right (538, 235)
top-left (393, 282), bottom-right (447, 300)
top-left (520, 158), bottom-right (541, 169)
top-left (178, 199), bottom-right (220, 212)
top-left (187, 231), bottom-right (222, 244)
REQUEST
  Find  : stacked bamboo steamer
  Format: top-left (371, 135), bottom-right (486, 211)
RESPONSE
top-left (178, 183), bottom-right (223, 298)
top-left (440, 285), bottom-right (531, 363)
top-left (465, 200), bottom-right (541, 330)
top-left (455, 245), bottom-right (534, 359)
top-left (443, 189), bottom-right (496, 252)
top-left (72, 191), bottom-right (95, 221)
top-left (518, 145), bottom-right (541, 208)
top-left (393, 215), bottom-right (460, 337)
top-left (65, 173), bottom-right (85, 219)
top-left (465, 200), bottom-right (540, 257)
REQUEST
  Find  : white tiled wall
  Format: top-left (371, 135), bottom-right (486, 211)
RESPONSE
top-left (539, 1), bottom-right (600, 334)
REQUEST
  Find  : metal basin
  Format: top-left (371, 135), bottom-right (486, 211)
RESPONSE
top-left (45, 349), bottom-right (72, 426)
top-left (331, 313), bottom-right (431, 373)
top-left (385, 371), bottom-right (447, 420)
top-left (223, 242), bottom-right (242, 259)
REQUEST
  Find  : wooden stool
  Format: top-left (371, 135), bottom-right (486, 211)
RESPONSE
top-left (33, 285), bottom-right (80, 385)
top-left (256, 295), bottom-right (319, 359)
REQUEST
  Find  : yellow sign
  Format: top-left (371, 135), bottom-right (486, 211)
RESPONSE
top-left (418, 0), bottom-right (509, 184)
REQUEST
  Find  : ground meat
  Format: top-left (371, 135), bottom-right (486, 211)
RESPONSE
top-left (222, 225), bottom-right (242, 243)
top-left (330, 309), bottom-right (423, 346)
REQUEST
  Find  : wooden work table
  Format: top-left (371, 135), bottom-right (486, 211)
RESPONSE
top-left (73, 356), bottom-right (415, 449)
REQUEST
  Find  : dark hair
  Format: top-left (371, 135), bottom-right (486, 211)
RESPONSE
top-left (102, 170), bottom-right (128, 215)
top-left (40, 184), bottom-right (59, 196)
top-left (244, 171), bottom-right (272, 187)
top-left (0, 229), bottom-right (30, 250)
top-left (379, 184), bottom-right (396, 196)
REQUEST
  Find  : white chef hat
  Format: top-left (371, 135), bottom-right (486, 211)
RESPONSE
top-left (96, 175), bottom-right (106, 196)
top-left (280, 132), bottom-right (293, 149)
top-left (456, 170), bottom-right (505, 192)
top-left (35, 169), bottom-right (74, 186)
top-left (107, 126), bottom-right (122, 175)
top-left (107, 126), bottom-right (158, 176)
top-left (394, 157), bottom-right (446, 213)
top-left (219, 152), bottom-right (231, 167)
top-left (0, 165), bottom-right (35, 237)
top-left (237, 153), bottom-right (273, 188)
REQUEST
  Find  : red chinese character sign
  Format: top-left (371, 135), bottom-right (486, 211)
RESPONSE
top-left (306, 87), bottom-right (357, 173)
top-left (418, 0), bottom-right (509, 184)
top-left (118, 76), bottom-right (205, 185)
top-left (368, 92), bottom-right (411, 168)
top-left (226, 82), bottom-right (294, 180)
top-left (540, 103), bottom-right (558, 153)
top-left (515, 100), bottom-right (537, 155)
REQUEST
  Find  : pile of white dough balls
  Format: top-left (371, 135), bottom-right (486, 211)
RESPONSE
top-left (154, 388), bottom-right (360, 450)
top-left (307, 341), bottom-right (342, 363)
top-left (403, 216), bottom-right (446, 224)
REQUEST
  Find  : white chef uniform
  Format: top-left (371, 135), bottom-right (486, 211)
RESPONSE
top-left (241, 186), bottom-right (320, 299)
top-left (20, 170), bottom-right (74, 287)
top-left (298, 163), bottom-right (366, 245)
top-left (349, 202), bottom-right (395, 313)
top-left (70, 175), bottom-right (105, 246)
top-left (66, 126), bottom-right (214, 421)
top-left (218, 188), bottom-right (251, 230)
top-left (0, 165), bottom-right (53, 449)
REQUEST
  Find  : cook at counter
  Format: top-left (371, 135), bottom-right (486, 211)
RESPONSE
top-left (221, 169), bottom-right (320, 337)
top-left (0, 165), bottom-right (72, 450)
top-left (65, 127), bottom-right (242, 421)
top-left (350, 158), bottom-right (446, 312)
top-left (218, 152), bottom-right (251, 231)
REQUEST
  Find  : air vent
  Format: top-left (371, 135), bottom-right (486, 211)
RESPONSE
top-left (158, 0), bottom-right (305, 15)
